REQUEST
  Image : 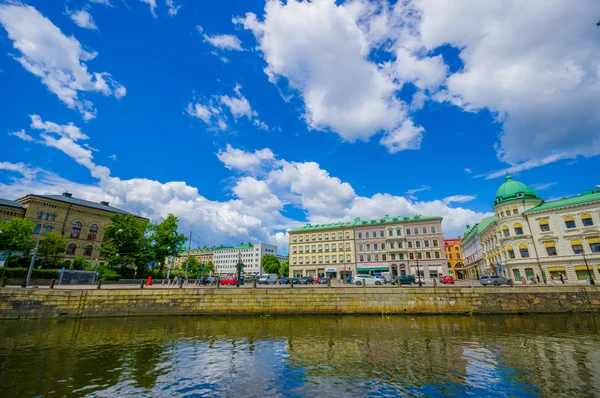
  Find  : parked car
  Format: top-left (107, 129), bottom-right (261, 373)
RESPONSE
top-left (202, 277), bottom-right (218, 286)
top-left (354, 275), bottom-right (383, 286)
top-left (313, 277), bottom-right (320, 284)
top-left (414, 276), bottom-right (426, 284)
top-left (318, 277), bottom-right (328, 284)
top-left (220, 277), bottom-right (237, 286)
top-left (259, 274), bottom-right (278, 285)
top-left (441, 276), bottom-right (455, 284)
top-left (300, 276), bottom-right (314, 284)
top-left (291, 277), bottom-right (301, 285)
top-left (391, 275), bottom-right (415, 285)
top-left (379, 272), bottom-right (393, 283)
top-left (279, 277), bottom-right (290, 284)
top-left (480, 275), bottom-right (510, 286)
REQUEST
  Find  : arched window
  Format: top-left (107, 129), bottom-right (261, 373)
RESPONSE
top-left (36, 211), bottom-right (42, 219)
top-left (544, 242), bottom-right (557, 256)
top-left (83, 245), bottom-right (93, 256)
top-left (66, 243), bottom-right (76, 255)
top-left (588, 237), bottom-right (600, 253)
top-left (519, 244), bottom-right (530, 258)
top-left (539, 220), bottom-right (550, 232)
top-left (34, 223), bottom-right (42, 234)
top-left (512, 207), bottom-right (519, 215)
top-left (44, 225), bottom-right (52, 234)
top-left (564, 216), bottom-right (576, 229)
top-left (70, 221), bottom-right (82, 238)
top-left (502, 226), bottom-right (510, 237)
top-left (50, 214), bottom-right (56, 221)
top-left (582, 214), bottom-right (593, 227)
top-left (514, 223), bottom-right (524, 235)
top-left (44, 213), bottom-right (49, 220)
top-left (571, 240), bottom-right (583, 254)
top-left (87, 224), bottom-right (98, 241)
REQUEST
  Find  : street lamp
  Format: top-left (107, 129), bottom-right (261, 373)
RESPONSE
top-left (583, 252), bottom-right (596, 285)
top-left (415, 251), bottom-right (422, 287)
top-left (236, 250), bottom-right (244, 288)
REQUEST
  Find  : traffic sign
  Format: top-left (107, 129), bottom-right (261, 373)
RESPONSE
top-left (0, 257), bottom-right (6, 267)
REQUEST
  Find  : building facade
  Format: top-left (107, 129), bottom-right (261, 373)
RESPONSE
top-left (173, 247), bottom-right (214, 268)
top-left (213, 242), bottom-right (277, 276)
top-left (478, 174), bottom-right (600, 283)
top-left (461, 216), bottom-right (495, 279)
top-left (288, 222), bottom-right (356, 279)
top-left (288, 215), bottom-right (447, 280)
top-left (444, 238), bottom-right (464, 279)
top-left (0, 193), bottom-right (147, 265)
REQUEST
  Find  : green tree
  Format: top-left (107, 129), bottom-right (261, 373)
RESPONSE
top-left (101, 214), bottom-right (150, 270)
top-left (37, 232), bottom-right (68, 268)
top-left (149, 214), bottom-right (187, 274)
top-left (185, 255), bottom-right (201, 275)
top-left (261, 254), bottom-right (281, 275)
top-left (71, 257), bottom-right (90, 270)
top-left (279, 260), bottom-right (289, 277)
top-left (204, 261), bottom-right (215, 275)
top-left (0, 218), bottom-right (34, 252)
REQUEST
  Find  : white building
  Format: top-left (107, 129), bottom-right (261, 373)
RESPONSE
top-left (213, 242), bottom-right (278, 276)
top-left (479, 174), bottom-right (600, 283)
top-left (461, 216), bottom-right (495, 279)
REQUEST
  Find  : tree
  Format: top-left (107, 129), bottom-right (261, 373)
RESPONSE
top-left (149, 214), bottom-right (187, 274)
top-left (204, 261), bottom-right (215, 275)
top-left (37, 232), bottom-right (68, 268)
top-left (71, 257), bottom-right (90, 270)
top-left (0, 218), bottom-right (34, 252)
top-left (279, 260), bottom-right (289, 277)
top-left (261, 254), bottom-right (281, 275)
top-left (101, 214), bottom-right (150, 270)
top-left (185, 255), bottom-right (201, 275)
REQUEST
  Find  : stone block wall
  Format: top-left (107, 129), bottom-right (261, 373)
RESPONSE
top-left (0, 286), bottom-right (599, 319)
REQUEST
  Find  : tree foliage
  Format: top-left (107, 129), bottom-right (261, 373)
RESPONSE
top-left (261, 254), bottom-right (281, 275)
top-left (149, 214), bottom-right (187, 273)
top-left (0, 218), bottom-right (34, 252)
top-left (204, 261), bottom-right (215, 275)
top-left (71, 257), bottom-right (90, 270)
top-left (37, 232), bottom-right (68, 268)
top-left (279, 260), bottom-right (289, 277)
top-left (101, 214), bottom-right (150, 270)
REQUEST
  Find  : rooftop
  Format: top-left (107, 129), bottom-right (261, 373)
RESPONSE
top-left (289, 214), bottom-right (442, 232)
top-left (214, 243), bottom-right (254, 251)
top-left (524, 187), bottom-right (600, 213)
top-left (462, 215), bottom-right (496, 243)
top-left (0, 198), bottom-right (26, 210)
top-left (494, 173), bottom-right (541, 205)
top-left (444, 238), bottom-right (461, 246)
top-left (20, 193), bottom-right (141, 217)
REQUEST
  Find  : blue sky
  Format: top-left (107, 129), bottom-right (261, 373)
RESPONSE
top-left (1, 0), bottom-right (599, 252)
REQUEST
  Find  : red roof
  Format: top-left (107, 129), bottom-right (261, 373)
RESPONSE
top-left (444, 238), bottom-right (461, 247)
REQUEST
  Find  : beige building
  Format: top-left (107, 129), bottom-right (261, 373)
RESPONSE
top-left (172, 247), bottom-right (214, 268)
top-left (288, 222), bottom-right (356, 279)
top-left (1, 193), bottom-right (147, 265)
top-left (479, 174), bottom-right (600, 283)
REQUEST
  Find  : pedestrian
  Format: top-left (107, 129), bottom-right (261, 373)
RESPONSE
top-left (549, 274), bottom-right (555, 285)
top-left (536, 275), bottom-right (541, 284)
top-left (560, 273), bottom-right (565, 284)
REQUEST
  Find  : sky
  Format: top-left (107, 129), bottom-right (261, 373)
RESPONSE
top-left (1, 0), bottom-right (599, 254)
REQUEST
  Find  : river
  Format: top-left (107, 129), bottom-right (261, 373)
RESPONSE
top-left (0, 315), bottom-right (599, 397)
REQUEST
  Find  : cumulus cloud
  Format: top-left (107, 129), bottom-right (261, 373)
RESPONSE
top-left (9, 129), bottom-right (34, 142)
top-left (165, 0), bottom-right (180, 16)
top-left (68, 9), bottom-right (98, 30)
top-left (0, 4), bottom-right (125, 120)
top-left (216, 144), bottom-right (275, 174)
top-left (443, 195), bottom-right (477, 205)
top-left (203, 33), bottom-right (244, 51)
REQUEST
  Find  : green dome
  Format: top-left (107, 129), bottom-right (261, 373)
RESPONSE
top-left (495, 173), bottom-right (540, 204)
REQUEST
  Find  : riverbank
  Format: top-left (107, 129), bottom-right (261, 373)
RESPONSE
top-left (1, 286), bottom-right (600, 319)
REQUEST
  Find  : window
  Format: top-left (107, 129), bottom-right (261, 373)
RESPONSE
top-left (44, 213), bottom-right (49, 220)
top-left (396, 228), bottom-right (401, 236)
top-left (449, 253), bottom-right (453, 259)
top-left (36, 211), bottom-right (42, 219)
top-left (87, 224), bottom-right (98, 240)
top-left (582, 214), bottom-right (594, 226)
top-left (318, 234), bottom-right (322, 240)
top-left (539, 220), bottom-right (550, 232)
top-left (433, 239), bottom-right (439, 247)
top-left (408, 241), bottom-right (413, 248)
top-left (375, 254), bottom-right (379, 261)
top-left (589, 238), bottom-right (600, 253)
top-left (545, 242), bottom-right (557, 256)
top-left (318, 256), bottom-right (323, 263)
top-left (366, 244), bottom-right (371, 250)
top-left (416, 241), bottom-right (421, 248)
top-left (358, 232), bottom-right (363, 238)
top-left (422, 227), bottom-right (427, 234)
top-left (564, 216), bottom-right (576, 229)
top-left (311, 234), bottom-right (316, 241)
top-left (426, 252), bottom-right (431, 259)
top-left (366, 232), bottom-right (370, 238)
top-left (346, 254), bottom-right (351, 262)
top-left (424, 240), bottom-right (429, 247)
top-left (374, 243), bottom-right (378, 250)
top-left (435, 252), bottom-right (440, 259)
top-left (359, 255), bottom-right (364, 261)
top-left (338, 232), bottom-right (342, 239)
top-left (571, 240), bottom-right (583, 254)
top-left (399, 254), bottom-right (404, 260)
top-left (325, 233), bottom-right (329, 240)
top-left (500, 211), bottom-right (504, 217)
top-left (398, 241), bottom-right (403, 248)
top-left (388, 230), bottom-right (393, 236)
top-left (293, 236), bottom-right (297, 242)
top-left (325, 244), bottom-right (329, 251)
top-left (367, 254), bottom-right (372, 261)
top-left (382, 254), bottom-right (387, 261)
top-left (70, 221), bottom-right (82, 239)
top-left (381, 243), bottom-right (385, 250)
top-left (417, 253), bottom-right (422, 259)
top-left (299, 236), bottom-right (303, 242)
top-left (502, 226), bottom-right (510, 237)
top-left (378, 230), bottom-right (383, 237)
top-left (519, 244), bottom-right (530, 258)
top-left (413, 228), bottom-right (418, 235)
top-left (409, 253), bottom-right (414, 260)
top-left (506, 245), bottom-right (515, 258)
top-left (506, 210), bottom-right (511, 216)
top-left (406, 229), bottom-right (411, 235)
top-left (391, 254), bottom-right (396, 260)
top-left (513, 208), bottom-right (519, 215)
top-left (431, 226), bottom-right (437, 233)
top-left (34, 223), bottom-right (41, 234)
top-left (66, 243), bottom-right (76, 255)
top-left (346, 243), bottom-right (350, 249)
top-left (318, 245), bottom-right (322, 252)
top-left (311, 245), bottom-right (316, 252)
top-left (339, 255), bottom-right (343, 261)
top-left (50, 214), bottom-right (56, 221)
top-left (311, 256), bottom-right (316, 263)
top-left (514, 224), bottom-right (524, 235)
top-left (44, 225), bottom-right (52, 234)
top-left (338, 243), bottom-right (343, 250)
top-left (390, 242), bottom-right (395, 249)
top-left (84, 245), bottom-right (93, 256)
top-left (346, 232), bottom-right (350, 239)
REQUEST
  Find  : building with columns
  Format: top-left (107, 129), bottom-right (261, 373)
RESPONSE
top-left (479, 174), bottom-right (600, 283)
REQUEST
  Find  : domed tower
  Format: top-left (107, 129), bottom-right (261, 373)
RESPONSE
top-left (493, 173), bottom-right (542, 215)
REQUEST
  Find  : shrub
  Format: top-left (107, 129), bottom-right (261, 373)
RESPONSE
top-left (1, 267), bottom-right (60, 279)
top-left (96, 266), bottom-right (121, 281)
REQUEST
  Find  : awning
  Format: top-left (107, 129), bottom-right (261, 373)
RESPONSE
top-left (575, 265), bottom-right (594, 271)
top-left (548, 266), bottom-right (565, 272)
top-left (357, 267), bottom-right (389, 272)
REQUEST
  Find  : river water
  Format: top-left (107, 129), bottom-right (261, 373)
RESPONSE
top-left (0, 315), bottom-right (599, 397)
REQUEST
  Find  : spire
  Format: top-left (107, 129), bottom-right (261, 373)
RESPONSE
top-left (505, 171), bottom-right (512, 181)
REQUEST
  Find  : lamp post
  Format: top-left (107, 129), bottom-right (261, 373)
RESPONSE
top-left (415, 251), bottom-right (422, 287)
top-left (236, 250), bottom-right (244, 288)
top-left (26, 205), bottom-right (49, 287)
top-left (583, 252), bottom-right (596, 285)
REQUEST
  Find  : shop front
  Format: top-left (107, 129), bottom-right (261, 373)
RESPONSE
top-left (547, 266), bottom-right (566, 280)
top-left (356, 262), bottom-right (389, 276)
top-left (325, 267), bottom-right (337, 279)
top-left (575, 265), bottom-right (595, 281)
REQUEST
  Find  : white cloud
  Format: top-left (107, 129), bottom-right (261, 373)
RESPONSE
top-left (480, 153), bottom-right (569, 180)
top-left (109, 154), bottom-right (117, 161)
top-left (140, 0), bottom-right (157, 18)
top-left (216, 144), bottom-right (275, 174)
top-left (186, 103), bottom-right (213, 124)
top-left (9, 129), bottom-right (34, 142)
top-left (203, 33), bottom-right (244, 51)
top-left (443, 195), bottom-right (477, 205)
top-left (0, 4), bottom-right (125, 120)
top-left (405, 185), bottom-right (431, 196)
top-left (165, 0), bottom-right (180, 16)
top-left (380, 120), bottom-right (424, 153)
top-left (0, 161), bottom-right (39, 180)
top-left (464, 168), bottom-right (472, 174)
top-left (90, 0), bottom-right (111, 5)
top-left (68, 9), bottom-right (98, 30)
top-left (531, 182), bottom-right (558, 191)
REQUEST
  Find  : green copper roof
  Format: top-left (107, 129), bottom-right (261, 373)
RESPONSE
top-left (214, 243), bottom-right (254, 251)
top-left (462, 216), bottom-right (496, 243)
top-left (289, 214), bottom-right (442, 232)
top-left (494, 173), bottom-right (540, 205)
top-left (524, 188), bottom-right (600, 213)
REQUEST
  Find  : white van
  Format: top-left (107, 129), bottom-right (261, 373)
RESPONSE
top-left (258, 274), bottom-right (278, 285)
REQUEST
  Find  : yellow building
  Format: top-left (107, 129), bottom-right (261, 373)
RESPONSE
top-left (1, 192), bottom-right (147, 265)
top-left (444, 238), bottom-right (464, 279)
top-left (171, 247), bottom-right (214, 269)
top-left (288, 222), bottom-right (356, 280)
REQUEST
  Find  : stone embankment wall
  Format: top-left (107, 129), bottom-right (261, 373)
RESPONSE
top-left (1, 286), bottom-right (599, 319)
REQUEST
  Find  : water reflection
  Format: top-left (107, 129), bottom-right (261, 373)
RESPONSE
top-left (0, 315), bottom-right (598, 397)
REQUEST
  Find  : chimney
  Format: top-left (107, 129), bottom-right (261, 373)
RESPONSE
top-left (100, 201), bottom-right (109, 206)
top-left (62, 192), bottom-right (73, 198)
